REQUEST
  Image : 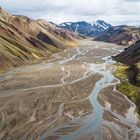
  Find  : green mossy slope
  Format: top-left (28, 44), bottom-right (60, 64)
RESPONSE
top-left (114, 64), bottom-right (140, 114)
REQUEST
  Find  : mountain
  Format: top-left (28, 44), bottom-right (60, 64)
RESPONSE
top-left (113, 40), bottom-right (140, 65)
top-left (0, 7), bottom-right (78, 71)
top-left (59, 20), bottom-right (112, 37)
top-left (94, 25), bottom-right (140, 46)
top-left (113, 40), bottom-right (140, 115)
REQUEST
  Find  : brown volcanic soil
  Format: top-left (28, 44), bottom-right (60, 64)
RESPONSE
top-left (0, 40), bottom-right (140, 140)
top-left (0, 7), bottom-right (78, 72)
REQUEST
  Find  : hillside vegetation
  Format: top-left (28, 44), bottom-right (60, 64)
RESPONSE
top-left (114, 64), bottom-right (140, 114)
top-left (114, 41), bottom-right (140, 114)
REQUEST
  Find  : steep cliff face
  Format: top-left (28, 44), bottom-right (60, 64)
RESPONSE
top-left (113, 41), bottom-right (140, 65)
top-left (113, 40), bottom-right (140, 115)
top-left (0, 8), bottom-right (78, 71)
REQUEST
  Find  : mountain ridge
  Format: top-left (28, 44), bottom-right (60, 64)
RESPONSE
top-left (94, 25), bottom-right (140, 46)
top-left (59, 20), bottom-right (112, 37)
top-left (0, 7), bottom-right (78, 72)
top-left (113, 40), bottom-right (140, 65)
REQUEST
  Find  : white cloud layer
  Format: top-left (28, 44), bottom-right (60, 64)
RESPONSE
top-left (1, 0), bottom-right (140, 25)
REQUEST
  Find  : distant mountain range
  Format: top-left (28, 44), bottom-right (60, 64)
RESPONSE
top-left (59, 20), bottom-right (140, 46)
top-left (59, 20), bottom-right (112, 37)
top-left (94, 25), bottom-right (140, 46)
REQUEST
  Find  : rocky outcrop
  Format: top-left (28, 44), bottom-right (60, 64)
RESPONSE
top-left (113, 40), bottom-right (140, 65)
top-left (126, 65), bottom-right (139, 85)
top-left (113, 40), bottom-right (140, 86)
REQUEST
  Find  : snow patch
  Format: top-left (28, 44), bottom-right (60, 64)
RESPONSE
top-left (75, 24), bottom-right (79, 32)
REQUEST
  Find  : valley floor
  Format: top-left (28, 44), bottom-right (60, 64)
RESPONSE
top-left (0, 39), bottom-right (140, 140)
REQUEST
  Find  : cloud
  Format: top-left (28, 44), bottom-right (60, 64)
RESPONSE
top-left (1, 0), bottom-right (140, 25)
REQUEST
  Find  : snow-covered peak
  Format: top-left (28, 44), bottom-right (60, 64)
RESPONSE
top-left (89, 20), bottom-right (112, 30)
top-left (59, 20), bottom-right (112, 37)
top-left (60, 22), bottom-right (72, 27)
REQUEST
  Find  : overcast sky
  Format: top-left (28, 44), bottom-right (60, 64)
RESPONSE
top-left (1, 0), bottom-right (140, 25)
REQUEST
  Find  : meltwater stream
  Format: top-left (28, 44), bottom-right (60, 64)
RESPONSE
top-left (61, 57), bottom-right (117, 140)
